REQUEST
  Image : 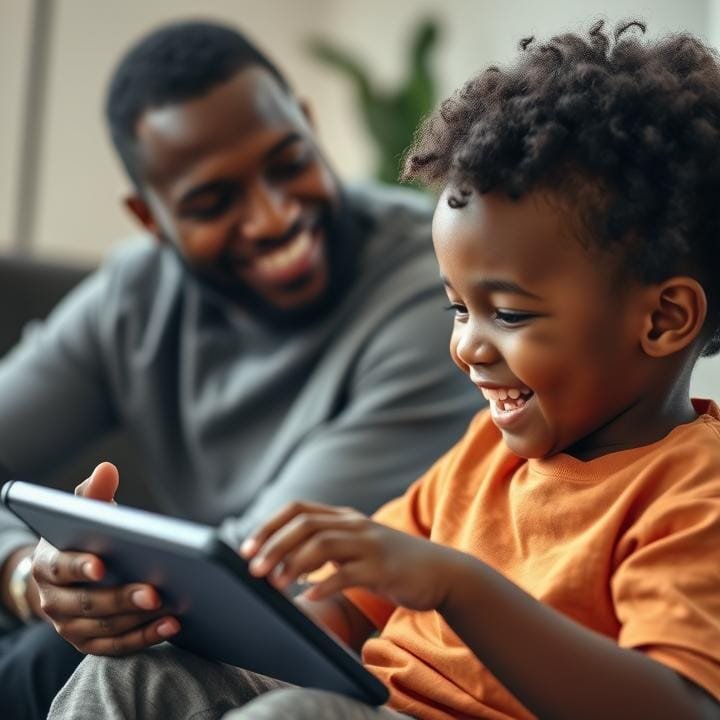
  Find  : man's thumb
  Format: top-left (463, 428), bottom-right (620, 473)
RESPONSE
top-left (74, 462), bottom-right (119, 503)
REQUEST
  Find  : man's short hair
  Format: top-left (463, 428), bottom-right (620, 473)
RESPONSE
top-left (106, 19), bottom-right (290, 187)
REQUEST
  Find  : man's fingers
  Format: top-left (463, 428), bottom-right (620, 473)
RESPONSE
top-left (75, 616), bottom-right (180, 656)
top-left (33, 545), bottom-right (103, 585)
top-left (74, 583), bottom-right (161, 617)
top-left (61, 609), bottom-right (167, 641)
top-left (74, 462), bottom-right (119, 502)
top-left (39, 582), bottom-right (160, 620)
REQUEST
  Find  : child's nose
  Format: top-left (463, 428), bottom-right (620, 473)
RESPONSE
top-left (455, 321), bottom-right (501, 367)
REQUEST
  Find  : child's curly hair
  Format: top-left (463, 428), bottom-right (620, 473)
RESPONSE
top-left (404, 20), bottom-right (720, 356)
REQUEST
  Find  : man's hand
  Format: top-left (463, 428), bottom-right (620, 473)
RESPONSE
top-left (32, 462), bottom-right (180, 655)
top-left (240, 501), bottom-right (462, 612)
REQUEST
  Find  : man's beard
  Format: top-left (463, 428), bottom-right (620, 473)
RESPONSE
top-left (168, 195), bottom-right (359, 333)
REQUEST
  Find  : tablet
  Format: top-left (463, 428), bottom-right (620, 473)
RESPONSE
top-left (1, 480), bottom-right (388, 705)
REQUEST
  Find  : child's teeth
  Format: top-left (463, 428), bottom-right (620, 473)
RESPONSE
top-left (479, 386), bottom-right (534, 416)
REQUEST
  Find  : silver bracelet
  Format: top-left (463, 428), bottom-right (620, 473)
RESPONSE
top-left (8, 554), bottom-right (34, 624)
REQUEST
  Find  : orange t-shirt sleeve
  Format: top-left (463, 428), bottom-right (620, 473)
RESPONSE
top-left (612, 490), bottom-right (720, 700)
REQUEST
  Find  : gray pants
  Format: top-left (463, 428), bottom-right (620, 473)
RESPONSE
top-left (47, 644), bottom-right (415, 720)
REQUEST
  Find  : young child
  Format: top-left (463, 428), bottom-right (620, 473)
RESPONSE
top-left (49, 19), bottom-right (719, 720)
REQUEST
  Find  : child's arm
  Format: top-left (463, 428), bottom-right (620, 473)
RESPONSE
top-left (242, 501), bottom-right (719, 720)
top-left (437, 552), bottom-right (718, 720)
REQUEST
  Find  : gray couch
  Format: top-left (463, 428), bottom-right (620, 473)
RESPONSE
top-left (0, 253), bottom-right (154, 510)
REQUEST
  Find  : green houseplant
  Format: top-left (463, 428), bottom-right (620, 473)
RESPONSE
top-left (307, 18), bottom-right (441, 185)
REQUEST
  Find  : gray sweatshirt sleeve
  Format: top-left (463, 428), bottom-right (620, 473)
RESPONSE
top-left (0, 270), bottom-right (117, 619)
top-left (220, 286), bottom-right (482, 545)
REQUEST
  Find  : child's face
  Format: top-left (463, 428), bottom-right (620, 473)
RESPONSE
top-left (433, 186), bottom-right (650, 459)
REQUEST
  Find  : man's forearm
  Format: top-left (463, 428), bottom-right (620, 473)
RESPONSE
top-left (439, 553), bottom-right (718, 720)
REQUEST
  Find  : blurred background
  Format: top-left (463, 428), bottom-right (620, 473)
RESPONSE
top-left (0, 0), bottom-right (718, 396)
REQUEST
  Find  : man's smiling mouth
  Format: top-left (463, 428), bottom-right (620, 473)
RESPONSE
top-left (233, 226), bottom-right (323, 286)
top-left (254, 231), bottom-right (314, 275)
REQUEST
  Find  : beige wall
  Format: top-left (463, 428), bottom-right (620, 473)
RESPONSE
top-left (693, 0), bottom-right (720, 400)
top-left (0, 0), bottom-right (717, 398)
top-left (0, 0), bottom-right (32, 252)
top-left (2, 0), bottom-right (710, 261)
top-left (692, 356), bottom-right (719, 399)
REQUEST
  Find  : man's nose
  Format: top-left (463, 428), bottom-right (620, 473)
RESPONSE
top-left (240, 182), bottom-right (299, 240)
top-left (455, 319), bottom-right (500, 367)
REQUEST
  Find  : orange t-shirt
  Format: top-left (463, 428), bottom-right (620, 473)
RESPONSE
top-left (346, 400), bottom-right (720, 720)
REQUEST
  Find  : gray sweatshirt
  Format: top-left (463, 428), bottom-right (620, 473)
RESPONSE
top-left (0, 183), bottom-right (481, 627)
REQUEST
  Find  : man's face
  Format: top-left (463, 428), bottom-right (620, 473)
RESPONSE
top-left (128, 67), bottom-right (343, 323)
top-left (433, 186), bottom-right (654, 460)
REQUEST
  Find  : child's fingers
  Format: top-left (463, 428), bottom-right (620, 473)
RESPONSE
top-left (266, 531), bottom-right (362, 589)
top-left (248, 512), bottom-right (365, 578)
top-left (240, 501), bottom-right (339, 558)
top-left (304, 561), bottom-right (371, 601)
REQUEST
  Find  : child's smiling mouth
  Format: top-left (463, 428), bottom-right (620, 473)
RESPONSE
top-left (479, 385), bottom-right (533, 409)
top-left (477, 385), bottom-right (535, 427)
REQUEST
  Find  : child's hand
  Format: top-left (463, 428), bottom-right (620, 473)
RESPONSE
top-left (240, 501), bottom-right (460, 611)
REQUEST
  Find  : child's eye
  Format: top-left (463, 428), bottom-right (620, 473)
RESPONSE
top-left (444, 303), bottom-right (468, 318)
top-left (492, 309), bottom-right (534, 327)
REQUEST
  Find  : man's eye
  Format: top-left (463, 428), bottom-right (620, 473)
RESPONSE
top-left (183, 195), bottom-right (232, 220)
top-left (492, 309), bottom-right (534, 327)
top-left (268, 154), bottom-right (311, 180)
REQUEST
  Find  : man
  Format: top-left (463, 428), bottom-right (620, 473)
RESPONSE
top-left (0, 19), bottom-right (479, 720)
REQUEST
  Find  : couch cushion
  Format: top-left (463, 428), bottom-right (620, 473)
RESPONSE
top-left (0, 253), bottom-right (155, 510)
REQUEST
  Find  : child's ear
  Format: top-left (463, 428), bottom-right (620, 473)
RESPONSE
top-left (640, 276), bottom-right (707, 357)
